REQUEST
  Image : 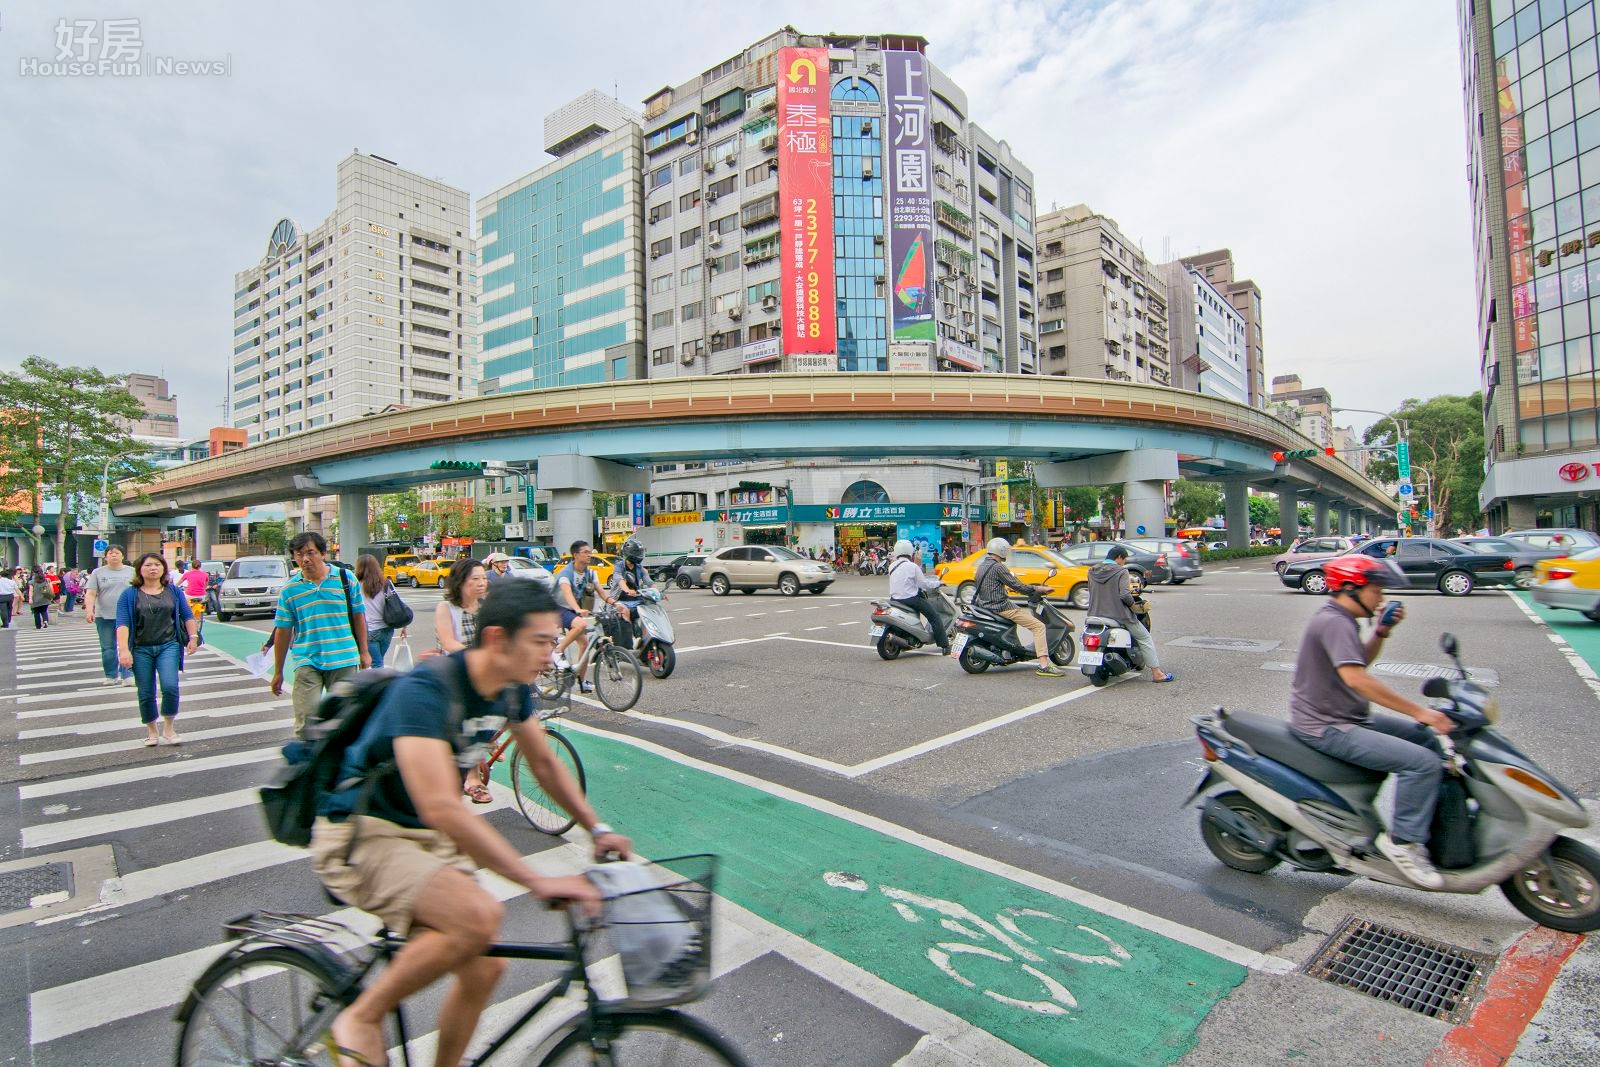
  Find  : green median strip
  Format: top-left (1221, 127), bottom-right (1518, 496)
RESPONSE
top-left (500, 728), bottom-right (1247, 1065)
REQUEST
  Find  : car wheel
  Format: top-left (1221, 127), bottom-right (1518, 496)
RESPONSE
top-left (676, 574), bottom-right (693, 590)
top-left (778, 573), bottom-right (800, 596)
top-left (710, 574), bottom-right (730, 596)
top-left (1300, 570), bottom-right (1328, 595)
top-left (1514, 567), bottom-right (1535, 590)
top-left (1068, 583), bottom-right (1089, 610)
top-left (1439, 570), bottom-right (1475, 597)
top-left (216, 611), bottom-right (232, 622)
top-left (1170, 578), bottom-right (1186, 586)
top-left (1274, 561), bottom-right (1286, 575)
top-left (808, 585), bottom-right (826, 594)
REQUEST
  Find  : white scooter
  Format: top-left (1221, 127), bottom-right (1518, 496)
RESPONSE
top-left (1188, 633), bottom-right (1600, 931)
top-left (1077, 617), bottom-right (1146, 686)
top-left (630, 587), bottom-right (677, 679)
top-left (868, 586), bottom-right (957, 660)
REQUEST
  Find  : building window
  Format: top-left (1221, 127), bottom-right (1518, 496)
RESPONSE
top-left (710, 213), bottom-right (738, 235)
top-left (707, 176), bottom-right (737, 200)
top-left (650, 165), bottom-right (672, 189)
top-left (841, 479), bottom-right (890, 504)
top-left (652, 346), bottom-right (673, 366)
top-left (651, 274), bottom-right (673, 294)
top-left (681, 301), bottom-right (702, 320)
top-left (680, 225), bottom-right (700, 248)
top-left (679, 190), bottom-right (701, 211)
top-left (678, 154), bottom-right (700, 176)
top-left (651, 237), bottom-right (673, 258)
top-left (652, 309), bottom-right (674, 328)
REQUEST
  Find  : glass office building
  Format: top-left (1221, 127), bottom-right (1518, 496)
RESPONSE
top-left (832, 108), bottom-right (888, 371)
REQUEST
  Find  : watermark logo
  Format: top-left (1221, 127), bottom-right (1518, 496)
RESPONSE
top-left (18, 18), bottom-right (231, 77)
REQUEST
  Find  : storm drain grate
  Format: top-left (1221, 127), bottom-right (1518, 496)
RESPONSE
top-left (0, 863), bottom-right (72, 915)
top-left (1305, 917), bottom-right (1492, 1023)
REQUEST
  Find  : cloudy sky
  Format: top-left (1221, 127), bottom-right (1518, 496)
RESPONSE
top-left (0, 0), bottom-right (1476, 438)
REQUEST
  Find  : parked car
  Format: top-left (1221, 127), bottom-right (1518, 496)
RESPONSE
top-left (555, 553), bottom-right (617, 587)
top-left (1272, 535), bottom-right (1356, 575)
top-left (701, 544), bottom-right (833, 596)
top-left (1054, 540), bottom-right (1172, 585)
top-left (1279, 537), bottom-right (1516, 596)
top-left (215, 555), bottom-right (291, 621)
top-left (673, 553), bottom-right (709, 589)
top-left (936, 545), bottom-right (1091, 608)
top-left (1532, 546), bottom-right (1600, 621)
top-left (518, 544), bottom-right (562, 570)
top-left (650, 554), bottom-right (691, 582)
top-left (383, 553), bottom-right (420, 586)
top-left (1453, 536), bottom-right (1562, 590)
top-left (1121, 537), bottom-right (1203, 584)
top-left (1500, 528), bottom-right (1600, 554)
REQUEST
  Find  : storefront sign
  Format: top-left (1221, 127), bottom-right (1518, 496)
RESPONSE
top-left (742, 337), bottom-right (782, 364)
top-left (701, 502), bottom-right (986, 525)
top-left (939, 336), bottom-right (982, 370)
top-left (713, 507), bottom-right (784, 524)
top-left (886, 49), bottom-right (935, 342)
top-left (995, 460), bottom-right (1011, 523)
top-left (778, 46), bottom-right (836, 355)
top-left (790, 352), bottom-right (836, 373)
top-left (651, 511), bottom-right (703, 526)
top-left (630, 493), bottom-right (646, 527)
top-left (600, 517), bottom-right (634, 534)
top-left (1558, 461), bottom-right (1592, 483)
top-left (889, 342), bottom-right (932, 373)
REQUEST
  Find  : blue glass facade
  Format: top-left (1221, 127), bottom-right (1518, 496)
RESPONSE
top-left (478, 142), bottom-right (635, 391)
top-left (831, 114), bottom-right (887, 372)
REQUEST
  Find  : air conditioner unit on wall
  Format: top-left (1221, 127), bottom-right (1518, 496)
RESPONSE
top-left (686, 131), bottom-right (699, 144)
top-left (681, 350), bottom-right (697, 364)
top-left (727, 306), bottom-right (742, 320)
top-left (704, 160), bottom-right (717, 173)
top-left (708, 231), bottom-right (722, 246)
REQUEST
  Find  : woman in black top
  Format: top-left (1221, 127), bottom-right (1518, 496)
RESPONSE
top-left (27, 565), bottom-right (54, 629)
top-left (114, 553), bottom-right (198, 747)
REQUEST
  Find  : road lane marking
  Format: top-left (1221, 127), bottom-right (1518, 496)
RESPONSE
top-left (19, 747), bottom-right (282, 799)
top-left (19, 719), bottom-right (294, 764)
top-left (14, 676), bottom-right (257, 706)
top-left (806, 625), bottom-right (832, 631)
top-left (1505, 590), bottom-right (1600, 704)
top-left (15, 665), bottom-right (238, 690)
top-left (19, 699), bottom-right (287, 738)
top-left (22, 788), bottom-right (263, 848)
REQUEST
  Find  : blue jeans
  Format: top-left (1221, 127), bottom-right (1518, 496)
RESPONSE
top-left (131, 641), bottom-right (182, 725)
top-left (1299, 715), bottom-right (1442, 844)
top-left (368, 627), bottom-right (393, 668)
top-left (95, 617), bottom-right (132, 680)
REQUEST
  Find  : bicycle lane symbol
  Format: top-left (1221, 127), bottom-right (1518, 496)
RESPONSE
top-left (823, 871), bottom-right (1131, 1017)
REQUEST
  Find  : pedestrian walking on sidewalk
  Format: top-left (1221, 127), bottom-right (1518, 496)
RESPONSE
top-left (60, 567), bottom-right (83, 614)
top-left (355, 553), bottom-right (406, 668)
top-left (269, 532), bottom-right (370, 737)
top-left (115, 552), bottom-right (199, 746)
top-left (0, 568), bottom-right (15, 628)
top-left (27, 565), bottom-right (54, 629)
top-left (84, 546), bottom-right (135, 685)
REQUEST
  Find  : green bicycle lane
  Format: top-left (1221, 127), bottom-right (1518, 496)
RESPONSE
top-left (497, 725), bottom-right (1251, 1066)
top-left (1514, 589), bottom-right (1600, 671)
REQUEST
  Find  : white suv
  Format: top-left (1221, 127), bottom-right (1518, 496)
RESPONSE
top-left (702, 545), bottom-right (834, 596)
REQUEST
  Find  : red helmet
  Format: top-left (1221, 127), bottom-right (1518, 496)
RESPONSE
top-left (1323, 554), bottom-right (1405, 591)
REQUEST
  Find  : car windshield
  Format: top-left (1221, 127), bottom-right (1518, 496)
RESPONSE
top-left (230, 559), bottom-right (286, 579)
top-left (765, 546), bottom-right (805, 561)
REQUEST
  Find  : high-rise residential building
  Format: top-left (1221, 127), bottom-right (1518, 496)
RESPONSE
top-left (123, 373), bottom-right (181, 444)
top-left (1179, 249), bottom-right (1265, 408)
top-left (230, 153), bottom-right (477, 446)
top-left (1270, 373), bottom-right (1333, 446)
top-left (637, 29), bottom-right (1038, 378)
top-left (1460, 0), bottom-right (1600, 531)
top-left (1035, 205), bottom-right (1172, 385)
top-left (1162, 261), bottom-right (1249, 404)
top-left (477, 92), bottom-right (647, 395)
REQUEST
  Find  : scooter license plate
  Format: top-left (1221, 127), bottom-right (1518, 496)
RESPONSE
top-left (951, 634), bottom-right (968, 654)
top-left (1077, 650), bottom-right (1104, 666)
top-left (868, 625), bottom-right (885, 639)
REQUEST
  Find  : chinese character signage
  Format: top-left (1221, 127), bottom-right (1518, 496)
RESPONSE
top-left (630, 493), bottom-right (646, 528)
top-left (778, 46), bottom-right (837, 356)
top-left (995, 460), bottom-right (1011, 523)
top-left (886, 49), bottom-right (936, 342)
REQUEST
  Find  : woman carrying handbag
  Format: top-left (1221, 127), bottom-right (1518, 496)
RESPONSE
top-left (355, 554), bottom-right (413, 668)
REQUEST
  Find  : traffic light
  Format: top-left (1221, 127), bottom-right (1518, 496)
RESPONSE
top-left (429, 460), bottom-right (482, 471)
top-left (1272, 449), bottom-right (1321, 463)
top-left (1324, 446), bottom-right (1337, 456)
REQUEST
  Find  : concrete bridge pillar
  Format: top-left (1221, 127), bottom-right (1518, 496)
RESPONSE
top-left (338, 492), bottom-right (370, 563)
top-left (194, 509), bottom-right (219, 563)
top-left (1033, 450), bottom-right (1178, 539)
top-left (1223, 481), bottom-right (1250, 549)
top-left (1278, 490), bottom-right (1300, 544)
top-left (536, 455), bottom-right (650, 555)
top-left (550, 489), bottom-right (594, 555)
top-left (1314, 497), bottom-right (1331, 536)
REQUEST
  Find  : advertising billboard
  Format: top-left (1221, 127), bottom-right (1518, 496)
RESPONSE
top-left (778, 46), bottom-right (837, 356)
top-left (886, 49), bottom-right (936, 341)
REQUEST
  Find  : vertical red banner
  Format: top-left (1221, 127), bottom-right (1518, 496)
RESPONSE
top-left (777, 46), bottom-right (836, 357)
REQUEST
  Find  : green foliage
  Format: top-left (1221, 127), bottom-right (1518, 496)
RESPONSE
top-left (1248, 495), bottom-right (1278, 529)
top-left (252, 520), bottom-right (289, 553)
top-left (0, 356), bottom-right (156, 561)
top-left (1171, 480), bottom-right (1224, 526)
top-left (1361, 394), bottom-right (1485, 531)
top-left (370, 489), bottom-right (421, 541)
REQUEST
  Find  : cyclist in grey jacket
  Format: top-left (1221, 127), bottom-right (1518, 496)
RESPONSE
top-left (973, 539), bottom-right (1060, 676)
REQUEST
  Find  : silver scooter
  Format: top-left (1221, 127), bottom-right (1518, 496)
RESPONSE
top-left (1188, 633), bottom-right (1600, 931)
top-left (869, 586), bottom-right (957, 660)
top-left (1077, 618), bottom-right (1145, 686)
top-left (630, 587), bottom-right (677, 679)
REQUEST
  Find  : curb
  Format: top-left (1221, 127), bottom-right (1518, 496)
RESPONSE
top-left (1424, 926), bottom-right (1586, 1066)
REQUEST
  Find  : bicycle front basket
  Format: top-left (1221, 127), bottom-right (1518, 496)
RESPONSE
top-left (587, 854), bottom-right (716, 1008)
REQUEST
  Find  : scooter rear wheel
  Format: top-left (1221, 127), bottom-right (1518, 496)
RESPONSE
top-left (957, 644), bottom-right (990, 674)
top-left (1499, 837), bottom-right (1600, 932)
top-left (1200, 791), bottom-right (1283, 873)
top-left (876, 633), bottom-right (901, 661)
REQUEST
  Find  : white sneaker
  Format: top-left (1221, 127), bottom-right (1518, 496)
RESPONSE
top-left (552, 652), bottom-right (570, 670)
top-left (120, 676), bottom-right (133, 687)
top-left (1376, 832), bottom-right (1445, 889)
top-left (100, 678), bottom-right (117, 687)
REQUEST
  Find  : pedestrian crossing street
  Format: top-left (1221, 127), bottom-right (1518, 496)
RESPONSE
top-left (1, 618), bottom-right (1031, 1066)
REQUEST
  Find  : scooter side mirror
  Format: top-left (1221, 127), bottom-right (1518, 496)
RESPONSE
top-left (1047, 567), bottom-right (1058, 578)
top-left (1440, 633), bottom-right (1459, 657)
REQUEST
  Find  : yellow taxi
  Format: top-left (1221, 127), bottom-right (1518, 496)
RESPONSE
top-left (935, 544), bottom-right (1093, 609)
top-left (556, 553), bottom-right (617, 588)
top-left (1532, 547), bottom-right (1600, 622)
top-left (383, 553), bottom-right (420, 586)
top-left (407, 560), bottom-right (455, 588)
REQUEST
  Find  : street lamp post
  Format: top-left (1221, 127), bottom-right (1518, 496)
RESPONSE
top-left (1334, 406), bottom-right (1414, 532)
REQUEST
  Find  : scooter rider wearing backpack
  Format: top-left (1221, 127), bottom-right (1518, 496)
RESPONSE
top-left (888, 539), bottom-right (953, 657)
top-left (308, 579), bottom-right (631, 1067)
top-left (972, 538), bottom-right (1060, 676)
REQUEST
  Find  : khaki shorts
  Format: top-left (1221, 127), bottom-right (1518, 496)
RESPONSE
top-left (310, 815), bottom-right (475, 934)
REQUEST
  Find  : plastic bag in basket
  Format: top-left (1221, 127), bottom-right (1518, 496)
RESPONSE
top-left (586, 862), bottom-right (696, 994)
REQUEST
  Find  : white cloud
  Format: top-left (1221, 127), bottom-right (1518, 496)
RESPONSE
top-left (0, 0), bottom-right (1475, 439)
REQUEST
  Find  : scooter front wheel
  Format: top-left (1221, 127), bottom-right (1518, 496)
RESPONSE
top-left (1200, 791), bottom-right (1283, 874)
top-left (1049, 636), bottom-right (1076, 667)
top-left (957, 644), bottom-right (990, 674)
top-left (1500, 837), bottom-right (1600, 932)
top-left (643, 640), bottom-right (676, 679)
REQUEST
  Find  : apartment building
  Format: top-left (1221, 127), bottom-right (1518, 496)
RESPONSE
top-left (123, 372), bottom-right (181, 445)
top-left (1270, 373), bottom-right (1334, 447)
top-left (1035, 205), bottom-right (1172, 385)
top-left (1179, 248), bottom-right (1265, 407)
top-left (1162, 261), bottom-right (1249, 404)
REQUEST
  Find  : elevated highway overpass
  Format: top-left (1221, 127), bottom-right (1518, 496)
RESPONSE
top-left (116, 374), bottom-right (1396, 555)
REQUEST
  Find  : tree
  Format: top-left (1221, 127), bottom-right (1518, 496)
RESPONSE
top-left (253, 520), bottom-right (289, 553)
top-left (0, 356), bottom-right (156, 563)
top-left (370, 489), bottom-right (421, 542)
top-left (1171, 480), bottom-right (1223, 527)
top-left (1361, 393), bottom-right (1485, 533)
top-left (1248, 495), bottom-right (1278, 530)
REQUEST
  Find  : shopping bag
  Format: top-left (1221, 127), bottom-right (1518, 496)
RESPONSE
top-left (389, 639), bottom-right (414, 672)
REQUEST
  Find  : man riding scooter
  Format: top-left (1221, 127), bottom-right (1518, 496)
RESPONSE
top-left (1289, 554), bottom-right (1455, 888)
top-left (887, 539), bottom-right (952, 657)
top-left (609, 538), bottom-right (653, 638)
top-left (973, 539), bottom-right (1061, 677)
top-left (1086, 546), bottom-right (1174, 684)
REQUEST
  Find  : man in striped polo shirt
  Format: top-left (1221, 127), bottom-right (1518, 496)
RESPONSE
top-left (270, 531), bottom-right (371, 736)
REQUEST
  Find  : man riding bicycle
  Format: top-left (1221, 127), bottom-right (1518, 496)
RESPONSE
top-left (551, 541), bottom-right (628, 694)
top-left (310, 580), bottom-right (632, 1067)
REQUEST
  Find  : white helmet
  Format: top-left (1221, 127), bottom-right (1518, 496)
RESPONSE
top-left (986, 537), bottom-right (1011, 559)
top-left (893, 539), bottom-right (915, 559)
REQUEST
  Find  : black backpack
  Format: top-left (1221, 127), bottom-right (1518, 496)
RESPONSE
top-left (259, 658), bottom-right (464, 848)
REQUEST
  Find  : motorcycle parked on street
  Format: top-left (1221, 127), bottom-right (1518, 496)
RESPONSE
top-left (628, 586), bottom-right (677, 679)
top-left (868, 586), bottom-right (957, 660)
top-left (1187, 633), bottom-right (1600, 931)
top-left (1077, 618), bottom-right (1146, 687)
top-left (951, 583), bottom-right (1076, 675)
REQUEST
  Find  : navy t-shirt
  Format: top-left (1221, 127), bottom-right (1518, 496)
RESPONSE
top-left (321, 653), bottom-right (534, 829)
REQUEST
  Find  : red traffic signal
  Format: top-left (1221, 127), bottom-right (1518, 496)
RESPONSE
top-left (1272, 451), bottom-right (1286, 463)
top-left (1324, 446), bottom-right (1337, 456)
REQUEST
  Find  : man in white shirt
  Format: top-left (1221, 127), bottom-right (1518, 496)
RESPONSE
top-left (887, 539), bottom-right (953, 657)
top-left (0, 569), bottom-right (16, 628)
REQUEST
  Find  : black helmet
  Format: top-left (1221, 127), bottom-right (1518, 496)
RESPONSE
top-left (620, 538), bottom-right (645, 563)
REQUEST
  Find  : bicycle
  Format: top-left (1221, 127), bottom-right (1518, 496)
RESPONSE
top-left (175, 854), bottom-right (746, 1066)
top-left (538, 606), bottom-right (644, 714)
top-left (473, 702), bottom-right (588, 837)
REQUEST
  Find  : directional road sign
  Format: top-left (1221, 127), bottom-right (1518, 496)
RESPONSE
top-left (92, 538), bottom-right (109, 555)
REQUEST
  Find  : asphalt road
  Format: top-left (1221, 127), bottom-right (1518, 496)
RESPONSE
top-left (4, 560), bottom-right (1599, 1065)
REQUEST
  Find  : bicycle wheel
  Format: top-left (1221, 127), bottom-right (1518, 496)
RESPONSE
top-left (536, 1009), bottom-right (747, 1066)
top-left (176, 945), bottom-right (350, 1067)
top-left (509, 730), bottom-right (586, 836)
top-left (591, 646), bottom-right (644, 713)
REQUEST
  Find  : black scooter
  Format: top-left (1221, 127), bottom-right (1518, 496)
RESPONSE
top-left (952, 580), bottom-right (1076, 674)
